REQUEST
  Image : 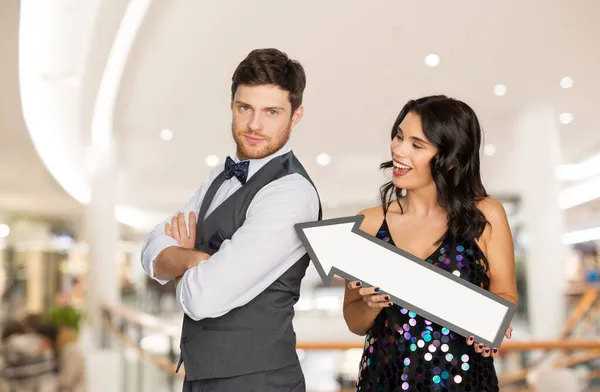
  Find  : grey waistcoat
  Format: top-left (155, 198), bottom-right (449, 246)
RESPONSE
top-left (176, 150), bottom-right (322, 380)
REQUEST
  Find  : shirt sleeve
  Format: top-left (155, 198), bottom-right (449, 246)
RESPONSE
top-left (176, 173), bottom-right (320, 321)
top-left (140, 168), bottom-right (219, 284)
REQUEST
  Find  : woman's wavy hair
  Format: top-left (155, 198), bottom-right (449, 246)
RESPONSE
top-left (380, 95), bottom-right (489, 244)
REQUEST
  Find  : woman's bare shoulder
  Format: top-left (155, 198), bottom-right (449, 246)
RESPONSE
top-left (476, 197), bottom-right (509, 228)
top-left (356, 205), bottom-right (386, 236)
top-left (475, 197), bottom-right (511, 249)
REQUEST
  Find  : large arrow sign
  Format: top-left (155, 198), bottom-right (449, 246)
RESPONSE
top-left (295, 215), bottom-right (516, 348)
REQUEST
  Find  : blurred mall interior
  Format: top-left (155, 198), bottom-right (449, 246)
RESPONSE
top-left (1, 0), bottom-right (599, 391)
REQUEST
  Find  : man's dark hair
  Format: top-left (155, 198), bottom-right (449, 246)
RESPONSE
top-left (23, 313), bottom-right (43, 330)
top-left (231, 48), bottom-right (306, 114)
top-left (1, 320), bottom-right (25, 342)
top-left (35, 324), bottom-right (59, 345)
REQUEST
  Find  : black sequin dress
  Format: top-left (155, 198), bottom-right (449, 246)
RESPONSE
top-left (356, 219), bottom-right (499, 392)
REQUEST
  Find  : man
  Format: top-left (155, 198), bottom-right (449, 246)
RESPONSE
top-left (0, 321), bottom-right (58, 392)
top-left (141, 48), bottom-right (321, 392)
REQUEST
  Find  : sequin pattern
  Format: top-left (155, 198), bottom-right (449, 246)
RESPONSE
top-left (356, 220), bottom-right (499, 392)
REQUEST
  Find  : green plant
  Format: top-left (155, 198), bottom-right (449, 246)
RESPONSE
top-left (42, 306), bottom-right (85, 332)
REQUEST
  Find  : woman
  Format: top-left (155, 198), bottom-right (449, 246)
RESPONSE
top-left (34, 324), bottom-right (86, 392)
top-left (343, 95), bottom-right (518, 391)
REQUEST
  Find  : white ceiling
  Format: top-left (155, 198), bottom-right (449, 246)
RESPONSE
top-left (2, 0), bottom-right (600, 238)
top-left (114, 0), bottom-right (600, 214)
top-left (0, 0), bottom-right (80, 221)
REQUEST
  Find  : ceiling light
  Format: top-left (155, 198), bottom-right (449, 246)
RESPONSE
top-left (483, 144), bottom-right (496, 156)
top-left (493, 84), bottom-right (506, 97)
top-left (316, 153), bottom-right (331, 166)
top-left (205, 155), bottom-right (220, 167)
top-left (558, 175), bottom-right (600, 209)
top-left (160, 129), bottom-right (173, 141)
top-left (0, 224), bottom-right (10, 238)
top-left (563, 226), bottom-right (600, 245)
top-left (559, 112), bottom-right (573, 124)
top-left (424, 54), bottom-right (440, 68)
top-left (560, 77), bottom-right (573, 89)
top-left (556, 153), bottom-right (600, 181)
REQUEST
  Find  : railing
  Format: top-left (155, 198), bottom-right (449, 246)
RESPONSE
top-left (101, 302), bottom-right (181, 391)
top-left (100, 287), bottom-right (600, 392)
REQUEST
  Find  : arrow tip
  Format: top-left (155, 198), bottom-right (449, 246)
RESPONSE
top-left (295, 215), bottom-right (364, 286)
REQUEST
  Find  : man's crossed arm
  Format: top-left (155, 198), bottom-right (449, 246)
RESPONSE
top-left (140, 168), bottom-right (217, 285)
top-left (152, 211), bottom-right (208, 283)
top-left (141, 174), bottom-right (320, 321)
top-left (174, 176), bottom-right (319, 321)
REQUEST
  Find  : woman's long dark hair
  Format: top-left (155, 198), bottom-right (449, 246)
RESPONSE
top-left (380, 95), bottom-right (489, 244)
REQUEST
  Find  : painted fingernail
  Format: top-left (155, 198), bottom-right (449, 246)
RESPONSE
top-left (468, 336), bottom-right (474, 343)
top-left (485, 348), bottom-right (490, 353)
top-left (388, 302), bottom-right (393, 306)
top-left (374, 287), bottom-right (381, 292)
top-left (385, 296), bottom-right (390, 301)
top-left (493, 348), bottom-right (498, 353)
top-left (356, 282), bottom-right (362, 287)
top-left (478, 343), bottom-right (484, 349)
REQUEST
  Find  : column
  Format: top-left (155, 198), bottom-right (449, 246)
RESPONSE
top-left (514, 107), bottom-right (566, 338)
top-left (0, 242), bottom-right (5, 300)
top-left (26, 250), bottom-right (45, 314)
top-left (85, 145), bottom-right (119, 347)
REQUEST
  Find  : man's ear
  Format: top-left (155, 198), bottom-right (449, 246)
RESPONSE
top-left (291, 105), bottom-right (304, 128)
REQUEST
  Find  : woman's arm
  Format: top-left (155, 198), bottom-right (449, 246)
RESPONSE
top-left (469, 198), bottom-right (519, 357)
top-left (478, 198), bottom-right (519, 307)
top-left (342, 206), bottom-right (392, 335)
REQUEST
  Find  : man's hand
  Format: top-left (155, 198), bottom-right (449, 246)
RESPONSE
top-left (166, 211), bottom-right (197, 249)
top-left (151, 211), bottom-right (208, 282)
top-left (166, 211), bottom-right (200, 285)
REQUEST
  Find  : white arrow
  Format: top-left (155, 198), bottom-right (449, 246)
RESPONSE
top-left (295, 215), bottom-right (516, 348)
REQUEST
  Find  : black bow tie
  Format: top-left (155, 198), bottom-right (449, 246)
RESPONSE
top-left (224, 156), bottom-right (249, 185)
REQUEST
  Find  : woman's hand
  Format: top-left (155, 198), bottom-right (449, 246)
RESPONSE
top-left (347, 281), bottom-right (393, 309)
top-left (467, 325), bottom-right (512, 358)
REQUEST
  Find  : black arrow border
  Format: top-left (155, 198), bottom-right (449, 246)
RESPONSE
top-left (295, 215), bottom-right (517, 349)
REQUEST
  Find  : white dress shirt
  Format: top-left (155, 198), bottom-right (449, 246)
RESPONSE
top-left (140, 141), bottom-right (320, 321)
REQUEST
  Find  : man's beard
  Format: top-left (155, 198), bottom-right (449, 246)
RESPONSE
top-left (232, 124), bottom-right (291, 160)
